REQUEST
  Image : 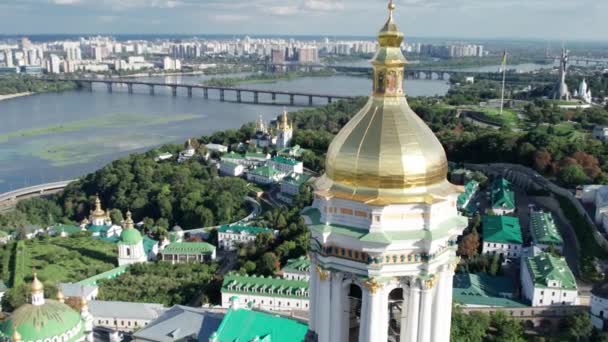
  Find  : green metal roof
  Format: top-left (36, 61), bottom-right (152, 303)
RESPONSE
top-left (222, 152), bottom-right (245, 161)
top-left (245, 152), bottom-right (269, 160)
top-left (530, 211), bottom-right (564, 246)
top-left (453, 273), bottom-right (526, 307)
top-left (457, 180), bottom-right (479, 208)
top-left (77, 265), bottom-right (129, 286)
top-left (218, 225), bottom-right (272, 235)
top-left (119, 227), bottom-right (143, 245)
top-left (482, 215), bottom-right (523, 244)
top-left (222, 273), bottom-right (309, 299)
top-left (220, 161), bottom-right (241, 169)
top-left (303, 207), bottom-right (467, 244)
top-left (161, 242), bottom-right (215, 255)
top-left (524, 252), bottom-right (577, 290)
top-left (214, 308), bottom-right (308, 342)
top-left (143, 236), bottom-right (158, 255)
top-left (0, 300), bottom-right (85, 342)
top-left (282, 174), bottom-right (311, 187)
top-left (271, 156), bottom-right (300, 166)
top-left (281, 256), bottom-right (311, 274)
top-left (491, 178), bottom-right (515, 210)
top-left (88, 224), bottom-right (110, 234)
top-left (250, 166), bottom-right (281, 178)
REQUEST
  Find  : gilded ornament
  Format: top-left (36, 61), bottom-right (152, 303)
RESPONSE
top-left (363, 278), bottom-right (383, 294)
top-left (316, 265), bottom-right (329, 281)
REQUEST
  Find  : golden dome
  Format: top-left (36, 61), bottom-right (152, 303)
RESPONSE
top-left (31, 273), bottom-right (44, 294)
top-left (317, 0), bottom-right (459, 205)
top-left (90, 195), bottom-right (105, 218)
top-left (123, 210), bottom-right (135, 229)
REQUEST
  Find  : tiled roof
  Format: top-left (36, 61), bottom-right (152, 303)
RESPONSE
top-left (482, 215), bottom-right (523, 244)
top-left (524, 252), bottom-right (577, 290)
top-left (222, 273), bottom-right (309, 299)
top-left (491, 177), bottom-right (515, 210)
top-left (161, 242), bottom-right (215, 255)
top-left (530, 211), bottom-right (563, 246)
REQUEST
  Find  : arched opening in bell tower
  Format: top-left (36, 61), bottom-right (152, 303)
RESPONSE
top-left (388, 288), bottom-right (405, 342)
top-left (347, 284), bottom-right (362, 342)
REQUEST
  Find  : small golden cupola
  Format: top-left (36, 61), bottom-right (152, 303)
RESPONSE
top-left (316, 0), bottom-right (459, 205)
top-left (90, 195), bottom-right (106, 219)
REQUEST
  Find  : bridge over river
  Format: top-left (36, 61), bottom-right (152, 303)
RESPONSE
top-left (48, 78), bottom-right (354, 107)
top-left (0, 180), bottom-right (76, 212)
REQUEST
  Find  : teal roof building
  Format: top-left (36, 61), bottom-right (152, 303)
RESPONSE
top-left (490, 178), bottom-right (515, 214)
top-left (453, 273), bottom-right (526, 308)
top-left (212, 307), bottom-right (308, 342)
top-left (482, 215), bottom-right (523, 258)
top-left (529, 211), bottom-right (564, 250)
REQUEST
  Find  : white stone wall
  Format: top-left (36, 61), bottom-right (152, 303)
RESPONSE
top-left (270, 160), bottom-right (303, 175)
top-left (283, 271), bottom-right (309, 281)
top-left (220, 163), bottom-right (244, 177)
top-left (521, 262), bottom-right (578, 306)
top-left (591, 294), bottom-right (608, 329)
top-left (482, 241), bottom-right (522, 258)
top-left (221, 292), bottom-right (309, 312)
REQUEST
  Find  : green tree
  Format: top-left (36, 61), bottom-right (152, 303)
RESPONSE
top-left (566, 312), bottom-right (593, 341)
top-left (109, 209), bottom-right (124, 224)
top-left (451, 306), bottom-right (490, 342)
top-left (558, 164), bottom-right (590, 187)
top-left (258, 252), bottom-right (279, 276)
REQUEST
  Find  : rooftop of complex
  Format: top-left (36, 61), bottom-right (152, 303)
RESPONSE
top-left (281, 256), bottom-right (311, 274)
top-left (218, 225), bottom-right (273, 235)
top-left (89, 300), bottom-right (166, 320)
top-left (249, 166), bottom-right (281, 178)
top-left (77, 265), bottom-right (129, 286)
top-left (482, 215), bottom-right (523, 245)
top-left (491, 178), bottom-right (515, 210)
top-left (214, 308), bottom-right (308, 342)
top-left (282, 173), bottom-right (312, 187)
top-left (271, 156), bottom-right (301, 166)
top-left (453, 273), bottom-right (526, 307)
top-left (133, 305), bottom-right (223, 342)
top-left (529, 211), bottom-right (563, 246)
top-left (161, 242), bottom-right (216, 255)
top-left (523, 252), bottom-right (577, 290)
top-left (457, 180), bottom-right (479, 207)
top-left (222, 273), bottom-right (309, 299)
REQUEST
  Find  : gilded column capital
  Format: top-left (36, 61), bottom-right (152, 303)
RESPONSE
top-left (363, 278), bottom-right (383, 294)
top-left (316, 265), bottom-right (329, 281)
top-left (449, 257), bottom-right (461, 272)
top-left (421, 274), bottom-right (437, 290)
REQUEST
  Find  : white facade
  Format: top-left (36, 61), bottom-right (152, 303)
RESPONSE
top-left (269, 158), bottom-right (303, 175)
top-left (118, 237), bottom-right (147, 266)
top-left (520, 256), bottom-right (578, 307)
top-left (90, 300), bottom-right (166, 332)
top-left (481, 241), bottom-right (522, 258)
top-left (305, 190), bottom-right (467, 342)
top-left (221, 292), bottom-right (309, 312)
top-left (593, 127), bottom-right (608, 142)
top-left (205, 143), bottom-right (228, 153)
top-left (591, 291), bottom-right (608, 330)
top-left (219, 162), bottom-right (244, 177)
top-left (218, 231), bottom-right (257, 251)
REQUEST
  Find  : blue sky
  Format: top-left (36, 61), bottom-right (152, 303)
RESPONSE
top-left (0, 0), bottom-right (606, 40)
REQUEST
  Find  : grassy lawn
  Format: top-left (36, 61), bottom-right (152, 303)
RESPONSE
top-left (1, 236), bottom-right (118, 285)
top-left (462, 105), bottom-right (521, 129)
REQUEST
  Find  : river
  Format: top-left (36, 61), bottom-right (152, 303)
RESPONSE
top-left (0, 73), bottom-right (450, 193)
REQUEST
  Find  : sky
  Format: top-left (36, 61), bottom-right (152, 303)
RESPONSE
top-left (0, 0), bottom-right (606, 41)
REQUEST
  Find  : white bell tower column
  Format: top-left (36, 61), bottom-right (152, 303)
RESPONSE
top-left (330, 272), bottom-right (345, 342)
top-left (418, 276), bottom-right (436, 342)
top-left (359, 279), bottom-right (388, 342)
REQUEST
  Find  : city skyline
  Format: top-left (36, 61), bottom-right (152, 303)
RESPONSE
top-left (0, 0), bottom-right (606, 41)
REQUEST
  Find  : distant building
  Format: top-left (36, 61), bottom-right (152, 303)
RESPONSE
top-left (80, 196), bottom-right (123, 240)
top-left (117, 211), bottom-right (148, 266)
top-left (280, 256), bottom-right (311, 281)
top-left (276, 109), bottom-right (293, 149)
top-left (205, 143), bottom-right (228, 153)
top-left (529, 210), bottom-right (564, 252)
top-left (591, 281), bottom-right (608, 330)
top-left (217, 225), bottom-right (277, 251)
top-left (481, 215), bottom-right (523, 258)
top-left (132, 305), bottom-right (223, 342)
top-left (278, 173), bottom-right (311, 204)
top-left (576, 79), bottom-right (593, 104)
top-left (521, 252), bottom-right (578, 306)
top-left (222, 151), bottom-right (270, 168)
top-left (250, 116), bottom-right (276, 148)
top-left (490, 177), bottom-right (516, 215)
top-left (159, 242), bottom-right (216, 264)
top-left (162, 56), bottom-right (181, 71)
top-left (593, 126), bottom-right (608, 142)
top-left (219, 161), bottom-right (245, 177)
top-left (554, 49), bottom-right (571, 101)
top-left (457, 180), bottom-right (479, 214)
top-left (247, 165), bottom-right (283, 185)
top-left (177, 139), bottom-right (196, 163)
top-left (154, 152), bottom-right (173, 162)
top-left (297, 46), bottom-right (319, 64)
top-left (452, 273), bottom-right (524, 308)
top-left (269, 156), bottom-right (303, 175)
top-left (221, 273), bottom-right (309, 312)
top-left (277, 145), bottom-right (306, 158)
top-left (89, 300), bottom-right (166, 332)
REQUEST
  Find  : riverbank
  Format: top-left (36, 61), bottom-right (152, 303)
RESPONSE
top-left (0, 92), bottom-right (33, 102)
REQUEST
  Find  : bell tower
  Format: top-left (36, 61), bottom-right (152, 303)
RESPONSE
top-left (302, 2), bottom-right (467, 342)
